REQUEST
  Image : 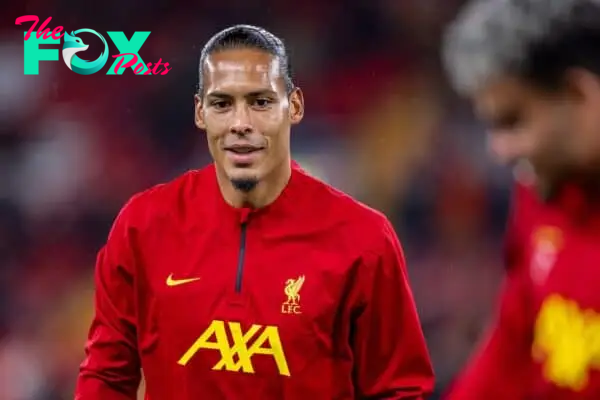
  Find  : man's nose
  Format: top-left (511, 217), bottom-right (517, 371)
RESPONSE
top-left (487, 133), bottom-right (521, 165)
top-left (230, 105), bottom-right (253, 135)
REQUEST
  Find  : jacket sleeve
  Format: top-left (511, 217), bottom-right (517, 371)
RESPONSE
top-left (445, 270), bottom-right (532, 399)
top-left (446, 184), bottom-right (534, 400)
top-left (75, 199), bottom-right (141, 399)
top-left (351, 218), bottom-right (434, 399)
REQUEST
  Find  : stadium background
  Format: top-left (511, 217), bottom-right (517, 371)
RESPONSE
top-left (1, 1), bottom-right (514, 398)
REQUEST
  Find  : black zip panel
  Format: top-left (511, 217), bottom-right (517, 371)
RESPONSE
top-left (235, 222), bottom-right (248, 292)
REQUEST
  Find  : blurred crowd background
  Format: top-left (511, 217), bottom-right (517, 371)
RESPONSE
top-left (1, 0), bottom-right (515, 398)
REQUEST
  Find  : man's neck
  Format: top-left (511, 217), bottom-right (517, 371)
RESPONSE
top-left (544, 169), bottom-right (600, 203)
top-left (574, 171), bottom-right (600, 200)
top-left (217, 160), bottom-right (292, 209)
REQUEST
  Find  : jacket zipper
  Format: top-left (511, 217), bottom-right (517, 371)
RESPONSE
top-left (234, 221), bottom-right (248, 293)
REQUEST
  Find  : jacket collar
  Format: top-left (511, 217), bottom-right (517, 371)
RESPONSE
top-left (210, 160), bottom-right (306, 227)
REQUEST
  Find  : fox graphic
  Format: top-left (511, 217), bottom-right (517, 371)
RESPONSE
top-left (62, 30), bottom-right (108, 75)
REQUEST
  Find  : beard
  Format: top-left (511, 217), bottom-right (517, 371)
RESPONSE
top-left (230, 177), bottom-right (259, 193)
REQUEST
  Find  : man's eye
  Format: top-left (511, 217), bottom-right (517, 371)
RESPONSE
top-left (254, 98), bottom-right (272, 107)
top-left (211, 101), bottom-right (229, 109)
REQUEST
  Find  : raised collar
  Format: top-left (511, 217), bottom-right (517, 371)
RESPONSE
top-left (210, 160), bottom-right (305, 226)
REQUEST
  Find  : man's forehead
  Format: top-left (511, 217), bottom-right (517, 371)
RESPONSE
top-left (204, 49), bottom-right (283, 92)
top-left (474, 77), bottom-right (529, 115)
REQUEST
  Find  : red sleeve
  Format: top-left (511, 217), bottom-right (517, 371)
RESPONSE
top-left (75, 198), bottom-right (142, 399)
top-left (447, 184), bottom-right (535, 400)
top-left (352, 218), bottom-right (434, 399)
top-left (446, 270), bottom-right (533, 399)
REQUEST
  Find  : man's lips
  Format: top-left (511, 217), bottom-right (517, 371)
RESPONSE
top-left (224, 145), bottom-right (265, 154)
top-left (224, 145), bottom-right (265, 164)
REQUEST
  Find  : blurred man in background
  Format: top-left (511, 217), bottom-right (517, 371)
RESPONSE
top-left (443, 0), bottom-right (600, 398)
top-left (74, 24), bottom-right (434, 399)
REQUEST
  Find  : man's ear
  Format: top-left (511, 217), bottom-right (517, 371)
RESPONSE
top-left (563, 67), bottom-right (600, 105)
top-left (288, 87), bottom-right (305, 125)
top-left (194, 94), bottom-right (206, 130)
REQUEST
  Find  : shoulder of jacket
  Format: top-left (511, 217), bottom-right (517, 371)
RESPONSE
top-left (117, 168), bottom-right (206, 226)
top-left (300, 172), bottom-right (395, 245)
top-left (301, 171), bottom-right (388, 222)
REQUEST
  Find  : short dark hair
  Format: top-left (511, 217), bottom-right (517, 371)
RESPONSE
top-left (443, 0), bottom-right (600, 96)
top-left (197, 24), bottom-right (294, 97)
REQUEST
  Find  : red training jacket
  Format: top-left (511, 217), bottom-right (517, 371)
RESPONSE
top-left (448, 178), bottom-right (600, 399)
top-left (75, 162), bottom-right (434, 400)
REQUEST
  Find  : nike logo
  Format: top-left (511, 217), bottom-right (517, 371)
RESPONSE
top-left (166, 273), bottom-right (201, 287)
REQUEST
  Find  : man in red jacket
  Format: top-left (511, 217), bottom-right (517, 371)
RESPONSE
top-left (74, 24), bottom-right (434, 400)
top-left (443, 0), bottom-right (600, 398)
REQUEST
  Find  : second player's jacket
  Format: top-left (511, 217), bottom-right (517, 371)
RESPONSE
top-left (449, 179), bottom-right (600, 399)
top-left (75, 162), bottom-right (434, 400)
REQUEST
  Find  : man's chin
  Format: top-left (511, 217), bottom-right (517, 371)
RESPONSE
top-left (227, 169), bottom-right (261, 193)
top-left (231, 178), bottom-right (259, 193)
top-left (227, 165), bottom-right (260, 180)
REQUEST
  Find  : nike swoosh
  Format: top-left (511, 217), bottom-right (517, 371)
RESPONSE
top-left (166, 274), bottom-right (201, 287)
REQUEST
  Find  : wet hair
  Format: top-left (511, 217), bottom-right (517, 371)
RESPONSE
top-left (443, 0), bottom-right (600, 96)
top-left (197, 24), bottom-right (294, 97)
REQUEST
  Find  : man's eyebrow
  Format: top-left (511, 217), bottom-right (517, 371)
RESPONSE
top-left (246, 89), bottom-right (278, 97)
top-left (206, 89), bottom-right (279, 98)
top-left (205, 91), bottom-right (231, 98)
